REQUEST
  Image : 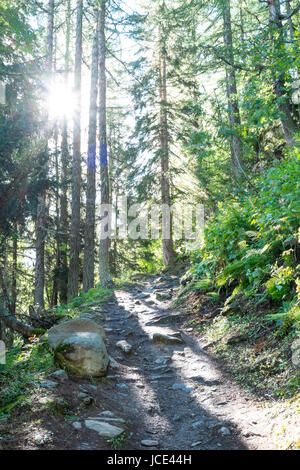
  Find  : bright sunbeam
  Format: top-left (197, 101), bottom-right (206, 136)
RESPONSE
top-left (47, 81), bottom-right (75, 120)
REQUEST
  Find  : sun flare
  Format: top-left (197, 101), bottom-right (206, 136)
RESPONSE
top-left (47, 82), bottom-right (75, 120)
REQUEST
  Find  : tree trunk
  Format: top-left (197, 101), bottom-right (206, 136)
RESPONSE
top-left (222, 0), bottom-right (245, 180)
top-left (267, 0), bottom-right (298, 146)
top-left (59, 0), bottom-right (71, 304)
top-left (52, 124), bottom-right (59, 307)
top-left (34, 0), bottom-right (54, 309)
top-left (68, 0), bottom-right (83, 299)
top-left (34, 193), bottom-right (46, 308)
top-left (285, 0), bottom-right (295, 40)
top-left (158, 10), bottom-right (176, 268)
top-left (0, 304), bottom-right (34, 339)
top-left (98, 0), bottom-right (112, 287)
top-left (83, 7), bottom-right (99, 292)
top-left (11, 224), bottom-right (17, 314)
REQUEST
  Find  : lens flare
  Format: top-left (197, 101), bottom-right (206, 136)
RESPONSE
top-left (47, 82), bottom-right (75, 120)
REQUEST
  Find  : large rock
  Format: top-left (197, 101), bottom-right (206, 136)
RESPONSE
top-left (54, 332), bottom-right (109, 377)
top-left (47, 318), bottom-right (106, 349)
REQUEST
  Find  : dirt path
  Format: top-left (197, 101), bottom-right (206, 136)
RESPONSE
top-left (66, 275), bottom-right (297, 450)
top-left (5, 275), bottom-right (299, 450)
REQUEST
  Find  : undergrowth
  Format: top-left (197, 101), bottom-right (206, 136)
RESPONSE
top-left (0, 284), bottom-right (114, 418)
top-left (0, 340), bottom-right (55, 417)
top-left (54, 284), bottom-right (114, 320)
top-left (186, 151), bottom-right (300, 336)
top-left (177, 152), bottom-right (300, 398)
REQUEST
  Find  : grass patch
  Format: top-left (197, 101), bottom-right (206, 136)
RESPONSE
top-left (54, 285), bottom-right (114, 320)
top-left (108, 433), bottom-right (127, 449)
top-left (0, 340), bottom-right (55, 418)
top-left (194, 308), bottom-right (299, 398)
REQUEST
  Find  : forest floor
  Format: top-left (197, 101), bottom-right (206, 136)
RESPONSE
top-left (1, 274), bottom-right (299, 450)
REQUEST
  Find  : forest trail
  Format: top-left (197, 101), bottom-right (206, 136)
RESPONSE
top-left (5, 275), bottom-right (298, 450)
top-left (90, 275), bottom-right (295, 451)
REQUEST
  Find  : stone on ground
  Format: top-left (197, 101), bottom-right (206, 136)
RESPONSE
top-left (85, 419), bottom-right (124, 438)
top-left (172, 383), bottom-right (195, 392)
top-left (72, 422), bottom-right (82, 430)
top-left (152, 331), bottom-right (183, 345)
top-left (93, 417), bottom-right (126, 425)
top-left (48, 369), bottom-right (68, 382)
top-left (109, 356), bottom-right (121, 369)
top-left (99, 411), bottom-right (115, 417)
top-left (156, 292), bottom-right (172, 301)
top-left (141, 440), bottom-right (159, 447)
top-left (219, 426), bottom-right (231, 435)
top-left (116, 340), bottom-right (132, 354)
top-left (54, 332), bottom-right (109, 377)
top-left (154, 356), bottom-right (171, 365)
top-left (47, 318), bottom-right (106, 349)
top-left (191, 441), bottom-right (202, 448)
top-left (39, 380), bottom-right (59, 388)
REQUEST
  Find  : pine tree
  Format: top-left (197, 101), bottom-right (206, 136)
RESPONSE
top-left (34, 0), bottom-right (55, 309)
top-left (59, 0), bottom-right (71, 304)
top-left (158, 1), bottom-right (176, 266)
top-left (222, 0), bottom-right (245, 180)
top-left (68, 0), bottom-right (83, 299)
top-left (98, 0), bottom-right (112, 287)
top-left (266, 0), bottom-right (299, 146)
top-left (83, 6), bottom-right (99, 292)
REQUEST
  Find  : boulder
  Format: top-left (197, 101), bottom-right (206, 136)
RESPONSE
top-left (47, 318), bottom-right (106, 349)
top-left (54, 332), bottom-right (109, 377)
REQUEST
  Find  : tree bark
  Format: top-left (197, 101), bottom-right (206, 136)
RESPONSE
top-left (83, 7), bottom-right (99, 292)
top-left (11, 224), bottom-right (17, 314)
top-left (98, 0), bottom-right (112, 287)
top-left (68, 0), bottom-right (83, 299)
top-left (158, 5), bottom-right (176, 268)
top-left (59, 0), bottom-right (71, 303)
top-left (34, 0), bottom-right (54, 309)
top-left (222, 0), bottom-right (245, 180)
top-left (34, 193), bottom-right (46, 308)
top-left (267, 0), bottom-right (299, 146)
top-left (52, 124), bottom-right (59, 307)
top-left (285, 0), bottom-right (295, 39)
top-left (0, 304), bottom-right (34, 339)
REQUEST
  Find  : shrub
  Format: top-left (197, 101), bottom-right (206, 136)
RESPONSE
top-left (188, 153), bottom-right (300, 334)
